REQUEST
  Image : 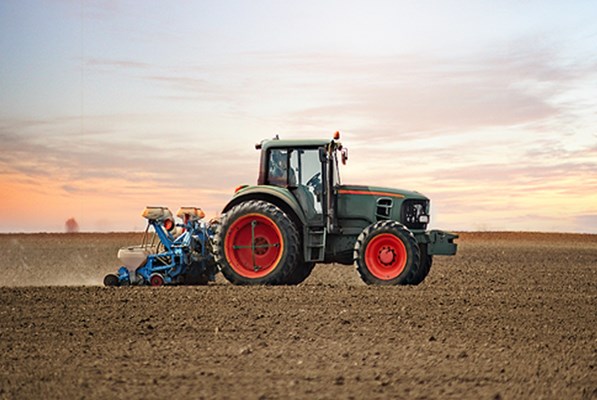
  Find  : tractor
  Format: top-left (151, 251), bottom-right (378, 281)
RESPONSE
top-left (212, 132), bottom-right (457, 285)
top-left (104, 132), bottom-right (456, 286)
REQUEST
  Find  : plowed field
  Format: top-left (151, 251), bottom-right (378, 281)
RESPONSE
top-left (1, 232), bottom-right (596, 399)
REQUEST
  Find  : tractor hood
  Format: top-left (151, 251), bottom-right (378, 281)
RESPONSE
top-left (337, 185), bottom-right (428, 201)
top-left (336, 185), bottom-right (430, 230)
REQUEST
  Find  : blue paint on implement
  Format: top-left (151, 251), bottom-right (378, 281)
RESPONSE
top-left (103, 207), bottom-right (217, 286)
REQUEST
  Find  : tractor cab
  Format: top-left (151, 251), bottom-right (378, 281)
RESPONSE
top-left (255, 134), bottom-right (345, 233)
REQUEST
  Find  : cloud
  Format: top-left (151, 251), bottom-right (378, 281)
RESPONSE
top-left (280, 51), bottom-right (594, 137)
top-left (86, 58), bottom-right (151, 70)
top-left (0, 123), bottom-right (256, 198)
top-left (143, 75), bottom-right (231, 102)
top-left (77, 42), bottom-right (597, 140)
top-left (574, 214), bottom-right (597, 234)
top-left (61, 184), bottom-right (80, 193)
top-left (2, 36), bottom-right (597, 232)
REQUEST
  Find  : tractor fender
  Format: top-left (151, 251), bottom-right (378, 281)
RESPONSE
top-left (222, 185), bottom-right (307, 229)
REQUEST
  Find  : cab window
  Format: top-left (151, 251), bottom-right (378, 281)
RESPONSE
top-left (267, 149), bottom-right (289, 186)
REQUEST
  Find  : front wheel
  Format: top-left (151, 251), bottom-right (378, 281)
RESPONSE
top-left (354, 220), bottom-right (420, 285)
top-left (406, 244), bottom-right (433, 285)
top-left (213, 200), bottom-right (301, 285)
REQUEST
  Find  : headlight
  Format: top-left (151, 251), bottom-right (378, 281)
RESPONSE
top-left (401, 200), bottom-right (430, 229)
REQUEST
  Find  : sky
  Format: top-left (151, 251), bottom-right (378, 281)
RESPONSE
top-left (1, 0), bottom-right (596, 233)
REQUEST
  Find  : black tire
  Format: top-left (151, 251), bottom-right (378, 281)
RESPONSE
top-left (213, 200), bottom-right (301, 285)
top-left (180, 271), bottom-right (210, 285)
top-left (406, 244), bottom-right (433, 285)
top-left (285, 262), bottom-right (316, 285)
top-left (103, 274), bottom-right (119, 287)
top-left (181, 260), bottom-right (213, 285)
top-left (354, 220), bottom-right (420, 285)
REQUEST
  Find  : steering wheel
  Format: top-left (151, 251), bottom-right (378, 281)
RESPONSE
top-left (306, 172), bottom-right (321, 188)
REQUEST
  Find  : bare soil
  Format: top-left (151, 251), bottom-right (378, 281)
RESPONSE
top-left (0, 232), bottom-right (596, 399)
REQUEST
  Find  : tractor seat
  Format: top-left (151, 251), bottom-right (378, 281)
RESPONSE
top-left (176, 207), bottom-right (205, 221)
top-left (141, 206), bottom-right (174, 221)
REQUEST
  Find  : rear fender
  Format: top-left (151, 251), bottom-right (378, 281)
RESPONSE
top-left (222, 186), bottom-right (307, 228)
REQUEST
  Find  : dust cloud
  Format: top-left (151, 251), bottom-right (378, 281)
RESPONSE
top-left (0, 233), bottom-right (140, 286)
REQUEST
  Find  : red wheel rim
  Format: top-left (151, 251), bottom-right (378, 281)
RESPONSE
top-left (224, 213), bottom-right (284, 278)
top-left (364, 233), bottom-right (407, 280)
top-left (150, 274), bottom-right (164, 286)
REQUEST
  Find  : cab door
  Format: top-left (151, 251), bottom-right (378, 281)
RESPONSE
top-left (288, 148), bottom-right (324, 225)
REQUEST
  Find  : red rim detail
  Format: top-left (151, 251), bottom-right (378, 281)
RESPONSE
top-left (364, 233), bottom-right (407, 280)
top-left (150, 274), bottom-right (164, 286)
top-left (224, 213), bottom-right (284, 278)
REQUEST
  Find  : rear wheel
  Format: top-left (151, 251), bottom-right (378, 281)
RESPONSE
top-left (213, 200), bottom-right (301, 285)
top-left (354, 220), bottom-right (420, 285)
top-left (285, 262), bottom-right (316, 285)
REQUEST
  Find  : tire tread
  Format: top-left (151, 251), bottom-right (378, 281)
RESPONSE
top-left (354, 220), bottom-right (420, 285)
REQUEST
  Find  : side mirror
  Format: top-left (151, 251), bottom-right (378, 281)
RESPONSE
top-left (341, 148), bottom-right (348, 165)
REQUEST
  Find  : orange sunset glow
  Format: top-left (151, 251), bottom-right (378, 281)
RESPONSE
top-left (1, 1), bottom-right (596, 233)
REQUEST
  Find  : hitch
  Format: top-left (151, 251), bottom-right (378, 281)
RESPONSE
top-left (427, 230), bottom-right (458, 256)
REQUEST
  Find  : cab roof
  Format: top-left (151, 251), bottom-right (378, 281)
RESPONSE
top-left (256, 138), bottom-right (331, 151)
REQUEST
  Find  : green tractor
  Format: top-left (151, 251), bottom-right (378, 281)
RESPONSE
top-left (212, 132), bottom-right (457, 285)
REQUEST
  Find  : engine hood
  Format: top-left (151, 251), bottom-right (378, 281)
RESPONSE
top-left (337, 185), bottom-right (428, 201)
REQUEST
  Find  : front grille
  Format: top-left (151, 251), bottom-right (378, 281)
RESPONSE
top-left (401, 199), bottom-right (429, 229)
top-left (376, 197), bottom-right (393, 220)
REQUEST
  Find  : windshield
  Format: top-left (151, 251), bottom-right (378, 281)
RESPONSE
top-left (267, 148), bottom-right (323, 188)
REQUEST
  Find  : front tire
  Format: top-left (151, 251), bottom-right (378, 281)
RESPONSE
top-left (406, 244), bottom-right (433, 285)
top-left (213, 200), bottom-right (301, 285)
top-left (354, 220), bottom-right (420, 285)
